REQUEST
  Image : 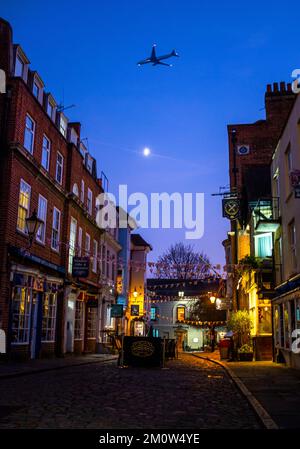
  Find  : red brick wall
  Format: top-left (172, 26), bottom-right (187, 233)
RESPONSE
top-left (228, 82), bottom-right (296, 192)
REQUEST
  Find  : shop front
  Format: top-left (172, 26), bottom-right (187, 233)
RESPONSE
top-left (9, 268), bottom-right (63, 360)
top-left (65, 287), bottom-right (100, 355)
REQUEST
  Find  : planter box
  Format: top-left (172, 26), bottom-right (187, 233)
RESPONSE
top-left (238, 352), bottom-right (253, 362)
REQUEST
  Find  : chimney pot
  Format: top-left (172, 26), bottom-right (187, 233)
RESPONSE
top-left (287, 82), bottom-right (292, 92)
top-left (266, 84), bottom-right (272, 93)
top-left (273, 82), bottom-right (279, 92)
top-left (280, 81), bottom-right (286, 91)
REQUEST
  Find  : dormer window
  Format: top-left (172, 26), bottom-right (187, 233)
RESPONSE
top-left (32, 73), bottom-right (44, 104)
top-left (86, 154), bottom-right (93, 174)
top-left (45, 94), bottom-right (56, 122)
top-left (15, 55), bottom-right (24, 78)
top-left (33, 81), bottom-right (39, 98)
top-left (14, 46), bottom-right (29, 82)
top-left (60, 115), bottom-right (68, 138)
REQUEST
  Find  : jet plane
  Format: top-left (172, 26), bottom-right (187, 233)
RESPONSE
top-left (137, 44), bottom-right (179, 67)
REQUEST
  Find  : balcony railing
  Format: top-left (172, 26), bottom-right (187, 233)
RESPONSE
top-left (251, 197), bottom-right (280, 232)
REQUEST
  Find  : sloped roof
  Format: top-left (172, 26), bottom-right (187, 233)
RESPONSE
top-left (131, 233), bottom-right (152, 250)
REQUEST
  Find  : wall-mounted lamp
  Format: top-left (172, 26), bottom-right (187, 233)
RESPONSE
top-left (25, 210), bottom-right (43, 248)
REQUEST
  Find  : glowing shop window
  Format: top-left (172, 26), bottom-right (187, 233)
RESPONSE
top-left (177, 306), bottom-right (185, 321)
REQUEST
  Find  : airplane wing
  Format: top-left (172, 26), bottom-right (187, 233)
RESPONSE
top-left (154, 61), bottom-right (172, 67)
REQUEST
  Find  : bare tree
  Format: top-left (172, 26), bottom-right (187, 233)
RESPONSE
top-left (154, 242), bottom-right (210, 279)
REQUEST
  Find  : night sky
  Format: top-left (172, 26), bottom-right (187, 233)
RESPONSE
top-left (3, 1), bottom-right (300, 266)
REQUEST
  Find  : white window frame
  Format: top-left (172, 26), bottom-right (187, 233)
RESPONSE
top-left (92, 240), bottom-right (98, 273)
top-left (55, 152), bottom-right (64, 185)
top-left (60, 115), bottom-right (68, 137)
top-left (24, 114), bottom-right (35, 154)
top-left (74, 300), bottom-right (84, 340)
top-left (87, 188), bottom-right (93, 215)
top-left (68, 217), bottom-right (77, 274)
top-left (80, 179), bottom-right (85, 203)
top-left (85, 233), bottom-right (91, 256)
top-left (51, 207), bottom-right (61, 252)
top-left (36, 194), bottom-right (47, 244)
top-left (41, 293), bottom-right (57, 342)
top-left (17, 179), bottom-right (31, 233)
top-left (41, 134), bottom-right (51, 171)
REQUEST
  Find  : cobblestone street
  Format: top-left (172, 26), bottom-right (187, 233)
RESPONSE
top-left (0, 354), bottom-right (261, 429)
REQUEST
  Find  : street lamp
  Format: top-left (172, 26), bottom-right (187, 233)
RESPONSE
top-left (133, 288), bottom-right (138, 298)
top-left (178, 291), bottom-right (184, 298)
top-left (25, 210), bottom-right (43, 247)
top-left (209, 295), bottom-right (216, 304)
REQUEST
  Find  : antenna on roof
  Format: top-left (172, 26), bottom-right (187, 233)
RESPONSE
top-left (57, 104), bottom-right (76, 113)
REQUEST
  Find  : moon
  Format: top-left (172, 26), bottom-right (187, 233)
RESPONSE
top-left (143, 147), bottom-right (151, 157)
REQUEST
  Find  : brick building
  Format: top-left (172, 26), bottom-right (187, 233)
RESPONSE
top-left (0, 17), bottom-right (122, 359)
top-left (223, 82), bottom-right (296, 360)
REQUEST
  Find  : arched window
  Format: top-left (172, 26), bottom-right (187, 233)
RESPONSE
top-left (72, 183), bottom-right (79, 196)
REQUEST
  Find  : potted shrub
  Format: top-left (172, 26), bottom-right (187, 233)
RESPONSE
top-left (238, 344), bottom-right (253, 362)
top-left (227, 310), bottom-right (254, 361)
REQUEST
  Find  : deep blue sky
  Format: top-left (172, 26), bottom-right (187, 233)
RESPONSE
top-left (3, 1), bottom-right (299, 266)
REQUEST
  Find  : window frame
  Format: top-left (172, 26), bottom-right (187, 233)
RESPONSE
top-left (87, 188), bottom-right (93, 215)
top-left (24, 114), bottom-right (35, 154)
top-left (55, 151), bottom-right (64, 185)
top-left (92, 239), bottom-right (98, 273)
top-left (41, 134), bottom-right (51, 171)
top-left (17, 179), bottom-right (31, 234)
top-left (51, 207), bottom-right (61, 252)
top-left (68, 217), bottom-right (77, 274)
top-left (41, 292), bottom-right (57, 342)
top-left (36, 194), bottom-right (47, 244)
top-left (85, 233), bottom-right (91, 256)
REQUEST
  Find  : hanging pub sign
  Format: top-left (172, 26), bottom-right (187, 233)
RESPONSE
top-left (290, 170), bottom-right (300, 187)
top-left (222, 198), bottom-right (240, 220)
top-left (72, 256), bottom-right (90, 278)
top-left (111, 304), bottom-right (124, 318)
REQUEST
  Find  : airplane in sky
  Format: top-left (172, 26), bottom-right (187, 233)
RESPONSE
top-left (137, 44), bottom-right (179, 67)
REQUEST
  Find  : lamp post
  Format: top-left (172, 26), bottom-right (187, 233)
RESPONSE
top-left (25, 210), bottom-right (43, 248)
top-left (209, 295), bottom-right (216, 304)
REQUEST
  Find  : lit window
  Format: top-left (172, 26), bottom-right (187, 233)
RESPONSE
top-left (177, 306), bottom-right (185, 321)
top-left (68, 217), bottom-right (77, 274)
top-left (55, 152), bottom-right (64, 184)
top-left (150, 307), bottom-right (157, 321)
top-left (17, 179), bottom-right (31, 233)
top-left (41, 135), bottom-right (51, 171)
top-left (255, 233), bottom-right (273, 258)
top-left (51, 207), bottom-right (61, 251)
top-left (87, 188), bottom-right (93, 215)
top-left (36, 195), bottom-right (47, 244)
top-left (85, 233), bottom-right (91, 255)
top-left (11, 287), bottom-right (31, 343)
top-left (24, 114), bottom-right (35, 154)
top-left (42, 293), bottom-right (57, 342)
top-left (92, 240), bottom-right (98, 273)
top-left (14, 55), bottom-right (24, 77)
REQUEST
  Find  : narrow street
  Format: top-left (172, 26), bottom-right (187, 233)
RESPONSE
top-left (0, 354), bottom-right (261, 429)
